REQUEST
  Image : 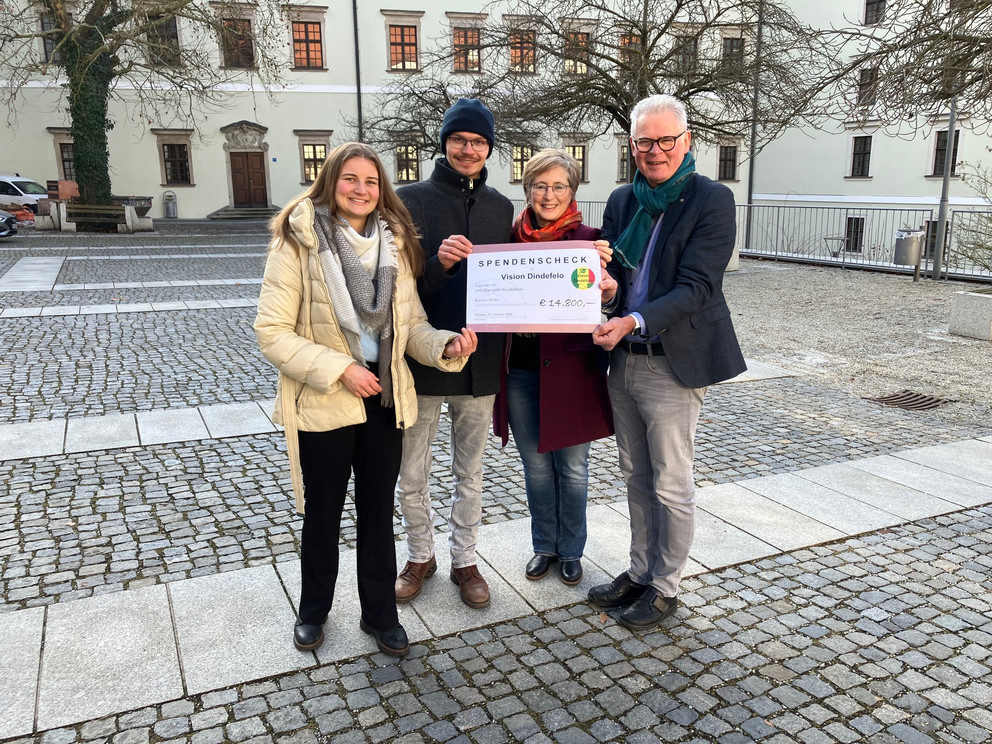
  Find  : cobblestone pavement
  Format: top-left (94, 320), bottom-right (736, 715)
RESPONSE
top-left (2, 230), bottom-right (991, 742)
top-left (6, 507), bottom-right (991, 744)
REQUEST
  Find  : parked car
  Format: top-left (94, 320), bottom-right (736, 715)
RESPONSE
top-left (0, 175), bottom-right (47, 213)
top-left (0, 209), bottom-right (17, 238)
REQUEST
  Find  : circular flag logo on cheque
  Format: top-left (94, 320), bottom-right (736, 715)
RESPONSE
top-left (571, 266), bottom-right (596, 290)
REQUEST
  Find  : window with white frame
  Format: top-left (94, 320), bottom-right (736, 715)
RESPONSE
top-left (565, 143), bottom-right (588, 182)
top-left (564, 29), bottom-right (591, 75)
top-left (616, 136), bottom-right (630, 182)
top-left (152, 129), bottom-right (194, 186)
top-left (619, 30), bottom-right (642, 68)
top-left (294, 129), bottom-right (332, 184)
top-left (864, 0), bottom-right (885, 25)
top-left (857, 67), bottom-right (878, 106)
top-left (850, 135), bottom-right (872, 177)
top-left (932, 129), bottom-right (960, 176)
top-left (382, 11), bottom-right (423, 72)
top-left (718, 145), bottom-right (739, 181)
top-left (286, 4), bottom-right (327, 71)
top-left (220, 17), bottom-right (254, 68)
top-left (511, 145), bottom-right (536, 182)
top-left (509, 28), bottom-right (537, 73)
top-left (40, 15), bottom-right (68, 64)
top-left (147, 15), bottom-right (180, 66)
top-left (448, 13), bottom-right (485, 74)
top-left (48, 127), bottom-right (75, 180)
top-left (395, 144), bottom-right (420, 183)
top-left (672, 35), bottom-right (698, 74)
top-left (721, 36), bottom-right (744, 75)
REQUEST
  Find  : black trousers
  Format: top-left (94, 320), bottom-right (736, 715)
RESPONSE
top-left (297, 393), bottom-right (403, 631)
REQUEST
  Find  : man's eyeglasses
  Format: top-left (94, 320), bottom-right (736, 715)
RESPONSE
top-left (448, 135), bottom-right (490, 152)
top-left (631, 131), bottom-right (687, 152)
top-left (529, 183), bottom-right (571, 196)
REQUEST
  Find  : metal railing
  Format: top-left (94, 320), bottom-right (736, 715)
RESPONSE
top-left (946, 210), bottom-right (992, 279)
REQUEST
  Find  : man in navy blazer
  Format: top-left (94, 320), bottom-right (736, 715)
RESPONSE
top-left (588, 94), bottom-right (746, 631)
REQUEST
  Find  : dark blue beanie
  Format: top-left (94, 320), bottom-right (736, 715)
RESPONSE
top-left (439, 98), bottom-right (496, 156)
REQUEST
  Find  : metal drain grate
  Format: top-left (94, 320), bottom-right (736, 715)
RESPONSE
top-left (866, 390), bottom-right (957, 410)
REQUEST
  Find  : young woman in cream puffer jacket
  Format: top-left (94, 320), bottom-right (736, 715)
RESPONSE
top-left (254, 142), bottom-right (477, 658)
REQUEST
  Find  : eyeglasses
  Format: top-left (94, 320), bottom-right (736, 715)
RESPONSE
top-left (447, 135), bottom-right (490, 152)
top-left (631, 131), bottom-right (687, 152)
top-left (529, 183), bottom-right (571, 196)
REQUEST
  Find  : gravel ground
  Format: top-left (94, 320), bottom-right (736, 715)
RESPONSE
top-left (726, 259), bottom-right (992, 417)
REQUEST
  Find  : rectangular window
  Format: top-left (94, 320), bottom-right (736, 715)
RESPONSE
top-left (302, 143), bottom-right (326, 183)
top-left (851, 136), bottom-right (872, 177)
top-left (147, 15), bottom-right (180, 66)
top-left (509, 29), bottom-right (536, 73)
top-left (857, 67), bottom-right (878, 106)
top-left (673, 36), bottom-right (698, 74)
top-left (395, 144), bottom-right (420, 183)
top-left (60, 143), bottom-right (75, 180)
top-left (453, 27), bottom-right (481, 72)
top-left (511, 145), bottom-right (535, 182)
top-left (619, 32), bottom-right (642, 67)
top-left (221, 18), bottom-right (254, 68)
top-left (932, 130), bottom-right (960, 176)
top-left (566, 144), bottom-right (588, 182)
top-left (564, 31), bottom-right (590, 75)
top-left (718, 146), bottom-right (738, 181)
top-left (864, 0), bottom-right (885, 24)
top-left (845, 216), bottom-right (865, 253)
top-left (41, 16), bottom-right (62, 64)
top-left (389, 24), bottom-right (418, 70)
top-left (163, 143), bottom-right (191, 184)
top-left (292, 21), bottom-right (323, 69)
top-left (721, 37), bottom-right (744, 73)
top-left (617, 142), bottom-right (629, 182)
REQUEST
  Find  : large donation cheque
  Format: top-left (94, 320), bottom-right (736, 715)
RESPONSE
top-left (465, 241), bottom-right (601, 333)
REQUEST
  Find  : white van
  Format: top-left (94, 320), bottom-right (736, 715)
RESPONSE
top-left (0, 175), bottom-right (48, 213)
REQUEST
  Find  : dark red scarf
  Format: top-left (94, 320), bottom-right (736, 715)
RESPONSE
top-left (512, 200), bottom-right (583, 243)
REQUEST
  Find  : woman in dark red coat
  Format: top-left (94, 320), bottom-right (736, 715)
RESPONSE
top-left (494, 149), bottom-right (616, 585)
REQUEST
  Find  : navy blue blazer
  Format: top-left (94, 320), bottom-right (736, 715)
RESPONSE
top-left (601, 173), bottom-right (746, 388)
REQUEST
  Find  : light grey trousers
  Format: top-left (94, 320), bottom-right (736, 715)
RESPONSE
top-left (608, 349), bottom-right (706, 597)
top-left (396, 393), bottom-right (496, 569)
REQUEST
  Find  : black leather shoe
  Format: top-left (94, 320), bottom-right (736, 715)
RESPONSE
top-left (560, 559), bottom-right (583, 586)
top-left (360, 619), bottom-right (410, 657)
top-left (618, 588), bottom-right (678, 631)
top-left (587, 572), bottom-right (647, 610)
top-left (525, 554), bottom-right (555, 580)
top-left (293, 619), bottom-right (324, 651)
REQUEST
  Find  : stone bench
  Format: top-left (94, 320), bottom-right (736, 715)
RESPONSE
top-left (949, 288), bottom-right (992, 341)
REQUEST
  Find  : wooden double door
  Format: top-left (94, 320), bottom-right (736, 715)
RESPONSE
top-left (230, 151), bottom-right (268, 208)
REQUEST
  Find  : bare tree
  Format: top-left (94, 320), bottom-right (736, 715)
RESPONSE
top-left (0, 0), bottom-right (287, 204)
top-left (825, 0), bottom-right (992, 128)
top-left (362, 0), bottom-right (835, 162)
top-left (950, 150), bottom-right (992, 272)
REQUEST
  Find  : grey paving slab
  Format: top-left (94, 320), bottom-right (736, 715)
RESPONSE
top-left (980, 434), bottom-right (992, 444)
top-left (0, 607), bottom-right (44, 740)
top-left (199, 401), bottom-right (278, 439)
top-left (1, 306), bottom-right (42, 317)
top-left (739, 472), bottom-right (904, 534)
top-left (690, 509), bottom-right (780, 569)
top-left (39, 305), bottom-right (79, 316)
top-left (719, 359), bottom-right (795, 384)
top-left (276, 555), bottom-right (431, 664)
top-left (596, 502), bottom-right (706, 578)
top-left (65, 411), bottom-right (139, 453)
top-left (170, 564), bottom-right (313, 695)
top-left (184, 299), bottom-right (222, 309)
top-left (847, 453), bottom-right (992, 507)
top-left (0, 256), bottom-right (64, 291)
top-left (79, 304), bottom-right (119, 315)
top-left (0, 419), bottom-right (65, 460)
top-left (696, 482), bottom-right (845, 551)
top-left (83, 282), bottom-right (116, 290)
top-left (136, 407), bottom-right (210, 445)
top-left (893, 439), bottom-right (992, 487)
top-left (116, 302), bottom-right (154, 312)
top-left (796, 462), bottom-right (959, 520)
top-left (37, 585), bottom-right (182, 730)
top-left (477, 517), bottom-right (611, 612)
top-left (403, 535), bottom-right (532, 638)
top-left (150, 301), bottom-right (189, 311)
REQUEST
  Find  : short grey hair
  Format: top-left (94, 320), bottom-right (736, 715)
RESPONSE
top-left (629, 94), bottom-right (688, 138)
top-left (521, 148), bottom-right (582, 197)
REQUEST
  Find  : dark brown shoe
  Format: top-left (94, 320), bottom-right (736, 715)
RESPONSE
top-left (395, 556), bottom-right (437, 603)
top-left (449, 564), bottom-right (490, 608)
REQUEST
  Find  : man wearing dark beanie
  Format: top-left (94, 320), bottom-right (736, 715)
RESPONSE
top-left (395, 98), bottom-right (513, 609)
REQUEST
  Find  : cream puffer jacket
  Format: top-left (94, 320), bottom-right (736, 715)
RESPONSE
top-left (254, 198), bottom-right (467, 510)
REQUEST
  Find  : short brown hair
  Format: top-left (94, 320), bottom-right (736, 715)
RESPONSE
top-left (521, 148), bottom-right (581, 199)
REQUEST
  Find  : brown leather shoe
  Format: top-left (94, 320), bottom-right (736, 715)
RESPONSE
top-left (450, 564), bottom-right (490, 608)
top-left (395, 556), bottom-right (437, 603)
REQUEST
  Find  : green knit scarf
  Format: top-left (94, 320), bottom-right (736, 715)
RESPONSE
top-left (613, 152), bottom-right (696, 270)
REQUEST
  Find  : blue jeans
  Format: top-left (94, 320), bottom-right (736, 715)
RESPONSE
top-left (507, 368), bottom-right (590, 561)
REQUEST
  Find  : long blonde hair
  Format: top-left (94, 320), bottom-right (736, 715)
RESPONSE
top-left (270, 142), bottom-right (424, 276)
